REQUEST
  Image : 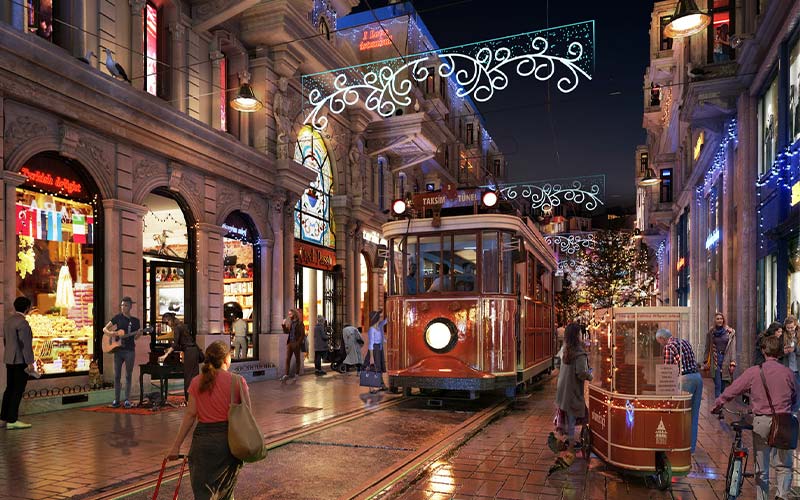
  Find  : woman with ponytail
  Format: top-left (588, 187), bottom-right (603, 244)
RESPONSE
top-left (166, 341), bottom-right (248, 500)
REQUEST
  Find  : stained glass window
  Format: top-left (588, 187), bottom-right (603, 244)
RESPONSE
top-left (294, 126), bottom-right (335, 248)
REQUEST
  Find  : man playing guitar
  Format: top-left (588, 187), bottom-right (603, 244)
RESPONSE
top-left (103, 296), bottom-right (142, 408)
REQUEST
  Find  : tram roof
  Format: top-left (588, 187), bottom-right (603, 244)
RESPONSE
top-left (382, 214), bottom-right (556, 268)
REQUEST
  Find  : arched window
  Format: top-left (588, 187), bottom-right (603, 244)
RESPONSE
top-left (294, 126), bottom-right (335, 249)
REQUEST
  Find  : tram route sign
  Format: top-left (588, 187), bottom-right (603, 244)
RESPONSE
top-left (413, 189), bottom-right (481, 210)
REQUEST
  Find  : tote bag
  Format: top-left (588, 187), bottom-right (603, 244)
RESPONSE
top-left (228, 374), bottom-right (268, 462)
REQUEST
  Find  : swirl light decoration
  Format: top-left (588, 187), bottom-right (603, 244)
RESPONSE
top-left (545, 232), bottom-right (596, 255)
top-left (302, 21), bottom-right (594, 131)
top-left (495, 174), bottom-right (605, 212)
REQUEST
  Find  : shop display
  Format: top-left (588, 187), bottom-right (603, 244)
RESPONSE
top-left (16, 185), bottom-right (95, 376)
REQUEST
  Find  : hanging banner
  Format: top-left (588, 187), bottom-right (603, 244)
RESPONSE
top-left (294, 240), bottom-right (336, 271)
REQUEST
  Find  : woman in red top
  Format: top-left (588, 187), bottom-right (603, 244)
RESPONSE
top-left (167, 341), bottom-right (249, 500)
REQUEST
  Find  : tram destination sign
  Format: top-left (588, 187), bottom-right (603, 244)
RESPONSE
top-left (413, 189), bottom-right (481, 210)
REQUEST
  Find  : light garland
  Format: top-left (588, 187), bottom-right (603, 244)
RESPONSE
top-left (694, 119), bottom-right (737, 204)
top-left (495, 174), bottom-right (605, 211)
top-left (303, 21), bottom-right (594, 131)
top-left (545, 232), bottom-right (595, 255)
top-left (655, 240), bottom-right (666, 268)
top-left (755, 132), bottom-right (800, 250)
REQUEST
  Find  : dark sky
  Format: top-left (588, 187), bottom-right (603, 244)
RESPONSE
top-left (352, 0), bottom-right (654, 207)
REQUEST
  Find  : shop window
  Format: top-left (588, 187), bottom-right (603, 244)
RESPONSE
top-left (659, 168), bottom-right (673, 203)
top-left (27, 0), bottom-right (53, 42)
top-left (659, 15), bottom-right (673, 51)
top-left (15, 154), bottom-right (100, 376)
top-left (144, 2), bottom-right (158, 96)
top-left (222, 211), bottom-right (259, 361)
top-left (708, 1), bottom-right (733, 64)
top-left (790, 236), bottom-right (800, 318)
top-left (359, 253), bottom-right (370, 328)
top-left (466, 123), bottom-right (474, 146)
top-left (649, 84), bottom-right (660, 107)
top-left (758, 75), bottom-right (779, 176)
top-left (789, 37), bottom-right (800, 142)
top-left (294, 125), bottom-right (335, 249)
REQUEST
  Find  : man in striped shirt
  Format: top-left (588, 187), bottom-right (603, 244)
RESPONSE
top-left (656, 328), bottom-right (703, 453)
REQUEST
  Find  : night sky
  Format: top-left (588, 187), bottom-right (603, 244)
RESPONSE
top-left (351, 0), bottom-right (655, 207)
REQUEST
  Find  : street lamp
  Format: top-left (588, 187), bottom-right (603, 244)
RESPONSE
top-left (639, 167), bottom-right (660, 187)
top-left (230, 83), bottom-right (263, 112)
top-left (663, 0), bottom-right (710, 39)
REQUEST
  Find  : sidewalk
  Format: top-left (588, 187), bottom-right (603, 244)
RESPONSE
top-left (0, 370), bottom-right (378, 500)
top-left (394, 376), bottom-right (800, 500)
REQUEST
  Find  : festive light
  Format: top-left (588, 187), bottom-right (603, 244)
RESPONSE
top-left (545, 232), bottom-right (595, 255)
top-left (495, 174), bottom-right (605, 212)
top-left (695, 119), bottom-right (738, 203)
top-left (704, 228), bottom-right (720, 249)
top-left (755, 131), bottom-right (800, 249)
top-left (303, 21), bottom-right (594, 131)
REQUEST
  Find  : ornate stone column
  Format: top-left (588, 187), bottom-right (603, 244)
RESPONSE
top-left (270, 195), bottom-right (287, 333)
top-left (195, 222), bottom-right (228, 349)
top-left (129, 0), bottom-right (146, 89)
top-left (2, 171), bottom-right (27, 322)
top-left (169, 22), bottom-right (187, 113)
top-left (209, 50), bottom-right (224, 131)
top-left (257, 237), bottom-right (273, 366)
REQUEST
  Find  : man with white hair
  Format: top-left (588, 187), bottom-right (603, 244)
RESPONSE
top-left (655, 327), bottom-right (703, 453)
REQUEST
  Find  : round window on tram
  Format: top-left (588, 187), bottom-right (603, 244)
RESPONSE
top-left (423, 318), bottom-right (458, 354)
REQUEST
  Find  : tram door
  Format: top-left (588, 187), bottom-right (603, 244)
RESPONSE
top-left (515, 261), bottom-right (526, 371)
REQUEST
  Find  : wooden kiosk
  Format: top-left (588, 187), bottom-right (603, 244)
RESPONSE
top-left (581, 307), bottom-right (693, 489)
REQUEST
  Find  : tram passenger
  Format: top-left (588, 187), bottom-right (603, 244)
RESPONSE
top-left (712, 335), bottom-right (797, 500)
top-left (427, 264), bottom-right (451, 292)
top-left (655, 328), bottom-right (702, 453)
top-left (405, 262), bottom-right (418, 295)
top-left (456, 262), bottom-right (475, 291)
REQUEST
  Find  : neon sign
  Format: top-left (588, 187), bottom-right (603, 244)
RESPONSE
top-left (20, 167), bottom-right (82, 195)
top-left (359, 29), bottom-right (393, 51)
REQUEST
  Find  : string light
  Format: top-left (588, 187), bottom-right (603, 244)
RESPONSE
top-left (695, 119), bottom-right (737, 205)
top-left (756, 133), bottom-right (800, 250)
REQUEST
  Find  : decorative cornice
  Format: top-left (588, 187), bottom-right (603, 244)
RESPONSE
top-left (102, 198), bottom-right (148, 216)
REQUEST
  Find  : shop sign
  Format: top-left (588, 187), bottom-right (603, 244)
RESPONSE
top-left (791, 180), bottom-right (800, 207)
top-left (655, 364), bottom-right (680, 395)
top-left (413, 189), bottom-right (481, 210)
top-left (359, 29), bottom-right (393, 51)
top-left (294, 241), bottom-right (336, 271)
top-left (20, 166), bottom-right (82, 196)
top-left (590, 405), bottom-right (607, 432)
top-left (362, 229), bottom-right (386, 245)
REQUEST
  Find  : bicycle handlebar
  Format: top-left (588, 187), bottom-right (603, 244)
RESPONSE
top-left (721, 406), bottom-right (752, 417)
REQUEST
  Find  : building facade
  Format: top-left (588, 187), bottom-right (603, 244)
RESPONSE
top-left (0, 0), bottom-right (505, 401)
top-left (638, 0), bottom-right (800, 362)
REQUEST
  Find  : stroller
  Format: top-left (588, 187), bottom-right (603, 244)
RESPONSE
top-left (324, 327), bottom-right (348, 373)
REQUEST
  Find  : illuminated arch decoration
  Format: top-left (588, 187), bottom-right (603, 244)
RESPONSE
top-left (545, 232), bottom-right (595, 255)
top-left (294, 126), bottom-right (335, 248)
top-left (302, 21), bottom-right (594, 131)
top-left (494, 174), bottom-right (605, 212)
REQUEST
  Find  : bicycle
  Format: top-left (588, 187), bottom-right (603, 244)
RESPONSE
top-left (713, 406), bottom-right (754, 499)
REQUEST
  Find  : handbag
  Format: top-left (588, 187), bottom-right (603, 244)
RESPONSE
top-left (227, 374), bottom-right (268, 462)
top-left (359, 366), bottom-right (383, 388)
top-left (759, 365), bottom-right (799, 450)
top-left (301, 336), bottom-right (308, 353)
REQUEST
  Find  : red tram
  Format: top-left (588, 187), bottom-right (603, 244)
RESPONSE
top-left (383, 189), bottom-right (557, 397)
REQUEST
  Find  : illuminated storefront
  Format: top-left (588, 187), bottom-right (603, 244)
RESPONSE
top-left (14, 153), bottom-right (101, 376)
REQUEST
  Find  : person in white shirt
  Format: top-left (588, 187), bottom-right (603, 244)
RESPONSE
top-left (365, 311), bottom-right (388, 393)
top-left (231, 312), bottom-right (248, 359)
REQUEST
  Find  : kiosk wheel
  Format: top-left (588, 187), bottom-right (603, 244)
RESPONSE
top-left (653, 452), bottom-right (672, 491)
top-left (579, 425), bottom-right (592, 460)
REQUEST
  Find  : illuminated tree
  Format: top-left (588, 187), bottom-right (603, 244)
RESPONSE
top-left (578, 230), bottom-right (655, 308)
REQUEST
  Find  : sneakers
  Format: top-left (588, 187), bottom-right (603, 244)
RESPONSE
top-left (123, 400), bottom-right (132, 409)
top-left (6, 421), bottom-right (32, 429)
top-left (110, 400), bottom-right (121, 408)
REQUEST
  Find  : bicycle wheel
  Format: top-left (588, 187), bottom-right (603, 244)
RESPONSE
top-left (725, 455), bottom-right (744, 499)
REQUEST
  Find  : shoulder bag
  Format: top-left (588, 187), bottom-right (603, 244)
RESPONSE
top-left (759, 365), bottom-right (799, 450)
top-left (228, 374), bottom-right (268, 462)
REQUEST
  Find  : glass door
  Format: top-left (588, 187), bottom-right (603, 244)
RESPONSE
top-left (144, 258), bottom-right (189, 352)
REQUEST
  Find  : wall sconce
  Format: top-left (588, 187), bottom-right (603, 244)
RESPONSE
top-left (663, 0), bottom-right (710, 39)
top-left (639, 167), bottom-right (660, 187)
top-left (230, 74), bottom-right (263, 112)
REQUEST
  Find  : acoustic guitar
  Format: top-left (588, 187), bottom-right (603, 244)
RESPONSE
top-left (102, 326), bottom-right (153, 353)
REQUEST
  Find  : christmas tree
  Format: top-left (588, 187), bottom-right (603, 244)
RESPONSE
top-left (577, 230), bottom-right (655, 308)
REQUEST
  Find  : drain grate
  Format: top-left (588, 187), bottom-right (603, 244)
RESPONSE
top-left (276, 406), bottom-right (323, 414)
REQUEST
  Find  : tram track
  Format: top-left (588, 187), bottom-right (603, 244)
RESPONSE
top-left (81, 396), bottom-right (406, 500)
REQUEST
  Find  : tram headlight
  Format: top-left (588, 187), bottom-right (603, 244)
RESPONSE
top-left (482, 191), bottom-right (498, 208)
top-left (424, 318), bottom-right (458, 353)
top-left (391, 199), bottom-right (407, 216)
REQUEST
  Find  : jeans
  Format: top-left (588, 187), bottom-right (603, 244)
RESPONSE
top-left (752, 415), bottom-right (793, 500)
top-left (714, 352), bottom-right (729, 398)
top-left (1, 364), bottom-right (28, 423)
top-left (114, 350), bottom-right (136, 402)
top-left (564, 413), bottom-right (577, 442)
top-left (284, 341), bottom-right (302, 376)
top-left (680, 372), bottom-right (703, 453)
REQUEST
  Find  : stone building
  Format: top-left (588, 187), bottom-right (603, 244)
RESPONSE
top-left (0, 0), bottom-right (505, 404)
top-left (638, 0), bottom-right (800, 362)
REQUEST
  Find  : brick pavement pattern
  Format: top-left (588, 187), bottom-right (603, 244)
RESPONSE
top-left (0, 371), bottom-right (798, 499)
top-left (392, 378), bottom-right (800, 500)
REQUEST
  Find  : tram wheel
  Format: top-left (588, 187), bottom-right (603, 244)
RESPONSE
top-left (579, 425), bottom-right (592, 460)
top-left (653, 452), bottom-right (672, 491)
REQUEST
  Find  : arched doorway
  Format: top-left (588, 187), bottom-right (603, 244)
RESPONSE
top-left (14, 152), bottom-right (103, 376)
top-left (141, 189), bottom-right (195, 352)
top-left (222, 210), bottom-right (260, 360)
